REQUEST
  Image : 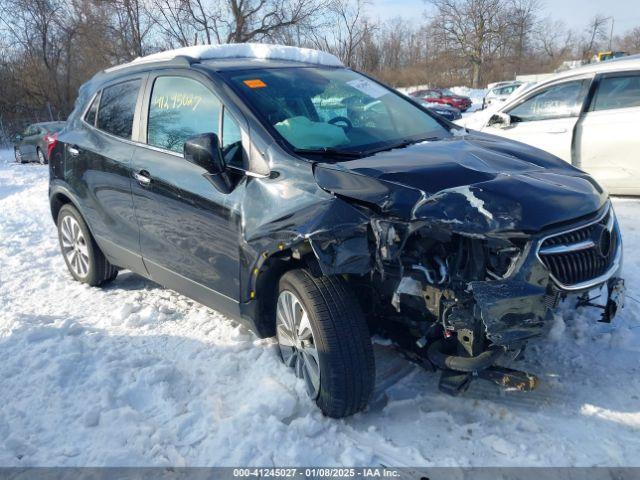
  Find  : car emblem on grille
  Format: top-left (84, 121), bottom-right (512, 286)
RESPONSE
top-left (592, 223), bottom-right (612, 258)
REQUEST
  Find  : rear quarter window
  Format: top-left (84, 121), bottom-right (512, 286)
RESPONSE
top-left (97, 79), bottom-right (141, 139)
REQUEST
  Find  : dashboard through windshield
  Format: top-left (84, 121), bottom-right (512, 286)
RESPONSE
top-left (221, 67), bottom-right (449, 156)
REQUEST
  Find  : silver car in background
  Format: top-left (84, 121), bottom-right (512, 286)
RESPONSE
top-left (14, 121), bottom-right (67, 164)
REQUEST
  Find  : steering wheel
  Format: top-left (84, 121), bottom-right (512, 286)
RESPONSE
top-left (328, 116), bottom-right (353, 131)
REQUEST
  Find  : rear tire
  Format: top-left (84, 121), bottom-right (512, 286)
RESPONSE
top-left (57, 204), bottom-right (118, 286)
top-left (37, 147), bottom-right (47, 165)
top-left (276, 269), bottom-right (375, 418)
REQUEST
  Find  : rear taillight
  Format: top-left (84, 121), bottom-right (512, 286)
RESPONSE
top-left (44, 133), bottom-right (58, 160)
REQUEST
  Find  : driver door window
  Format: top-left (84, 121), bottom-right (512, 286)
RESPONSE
top-left (508, 80), bottom-right (590, 122)
top-left (147, 76), bottom-right (221, 153)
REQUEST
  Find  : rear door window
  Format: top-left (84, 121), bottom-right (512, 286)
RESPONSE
top-left (97, 79), bottom-right (141, 139)
top-left (507, 79), bottom-right (590, 122)
top-left (591, 74), bottom-right (640, 111)
top-left (147, 76), bottom-right (221, 153)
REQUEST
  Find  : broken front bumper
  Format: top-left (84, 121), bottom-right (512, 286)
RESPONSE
top-left (472, 201), bottom-right (624, 346)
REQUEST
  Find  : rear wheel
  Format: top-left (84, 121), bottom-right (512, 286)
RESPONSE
top-left (37, 147), bottom-right (46, 165)
top-left (57, 204), bottom-right (118, 286)
top-left (276, 269), bottom-right (375, 418)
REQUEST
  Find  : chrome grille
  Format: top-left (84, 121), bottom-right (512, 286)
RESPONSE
top-left (538, 207), bottom-right (619, 289)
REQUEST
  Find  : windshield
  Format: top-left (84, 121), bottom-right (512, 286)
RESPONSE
top-left (222, 67), bottom-right (448, 155)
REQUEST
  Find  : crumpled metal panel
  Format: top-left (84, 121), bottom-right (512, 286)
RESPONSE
top-left (314, 134), bottom-right (607, 233)
top-left (236, 131), bottom-right (613, 345)
top-left (470, 280), bottom-right (549, 346)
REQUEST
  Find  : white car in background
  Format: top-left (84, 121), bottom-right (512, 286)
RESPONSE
top-left (482, 81), bottom-right (523, 108)
top-left (463, 56), bottom-right (640, 195)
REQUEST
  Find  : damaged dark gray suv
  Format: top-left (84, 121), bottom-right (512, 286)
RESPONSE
top-left (49, 45), bottom-right (625, 418)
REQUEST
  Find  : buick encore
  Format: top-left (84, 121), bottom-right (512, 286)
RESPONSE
top-left (49, 44), bottom-right (625, 418)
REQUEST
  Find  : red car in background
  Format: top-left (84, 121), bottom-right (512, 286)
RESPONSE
top-left (410, 88), bottom-right (472, 112)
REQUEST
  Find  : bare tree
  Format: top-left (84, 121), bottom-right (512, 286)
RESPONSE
top-left (151, 0), bottom-right (200, 47)
top-left (507, 0), bottom-right (540, 71)
top-left (110, 0), bottom-right (156, 59)
top-left (0, 0), bottom-right (76, 111)
top-left (581, 14), bottom-right (610, 60)
top-left (2, 0), bottom-right (640, 138)
top-left (310, 0), bottom-right (370, 67)
top-left (427, 0), bottom-right (510, 87)
top-left (616, 26), bottom-right (640, 53)
top-left (152, 0), bottom-right (328, 46)
top-left (533, 17), bottom-right (575, 68)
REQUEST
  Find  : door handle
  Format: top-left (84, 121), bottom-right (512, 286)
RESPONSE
top-left (133, 170), bottom-right (152, 187)
top-left (544, 128), bottom-right (567, 134)
top-left (68, 145), bottom-right (80, 156)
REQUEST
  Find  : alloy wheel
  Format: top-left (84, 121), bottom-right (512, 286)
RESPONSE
top-left (60, 215), bottom-right (90, 278)
top-left (276, 290), bottom-right (321, 399)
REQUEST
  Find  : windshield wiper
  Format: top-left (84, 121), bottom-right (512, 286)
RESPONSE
top-left (293, 147), bottom-right (364, 159)
top-left (363, 136), bottom-right (440, 155)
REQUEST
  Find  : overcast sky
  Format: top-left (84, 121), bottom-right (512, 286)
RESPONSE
top-left (368, 0), bottom-right (640, 34)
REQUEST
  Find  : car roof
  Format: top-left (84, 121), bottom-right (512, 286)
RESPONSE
top-left (104, 44), bottom-right (343, 75)
top-left (543, 54), bottom-right (640, 83)
top-left (85, 45), bottom-right (346, 96)
top-left (491, 56), bottom-right (640, 114)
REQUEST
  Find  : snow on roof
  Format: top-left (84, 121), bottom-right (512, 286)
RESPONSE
top-left (109, 43), bottom-right (344, 71)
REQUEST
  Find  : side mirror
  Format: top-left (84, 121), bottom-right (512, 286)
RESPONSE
top-left (184, 132), bottom-right (225, 174)
top-left (488, 112), bottom-right (512, 128)
top-left (184, 132), bottom-right (233, 194)
top-left (14, 134), bottom-right (23, 142)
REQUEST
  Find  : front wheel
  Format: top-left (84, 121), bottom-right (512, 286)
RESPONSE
top-left (276, 269), bottom-right (375, 418)
top-left (14, 148), bottom-right (24, 163)
top-left (57, 204), bottom-right (118, 286)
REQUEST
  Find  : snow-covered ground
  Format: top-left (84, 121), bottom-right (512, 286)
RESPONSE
top-left (1, 149), bottom-right (639, 467)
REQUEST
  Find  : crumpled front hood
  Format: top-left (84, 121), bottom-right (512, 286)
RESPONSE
top-left (313, 132), bottom-right (607, 233)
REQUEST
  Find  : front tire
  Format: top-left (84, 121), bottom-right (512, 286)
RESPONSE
top-left (57, 204), bottom-right (118, 286)
top-left (14, 148), bottom-right (24, 163)
top-left (276, 269), bottom-right (375, 418)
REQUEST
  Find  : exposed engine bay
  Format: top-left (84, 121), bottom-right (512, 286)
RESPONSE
top-left (240, 133), bottom-right (626, 395)
top-left (350, 206), bottom-right (624, 394)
